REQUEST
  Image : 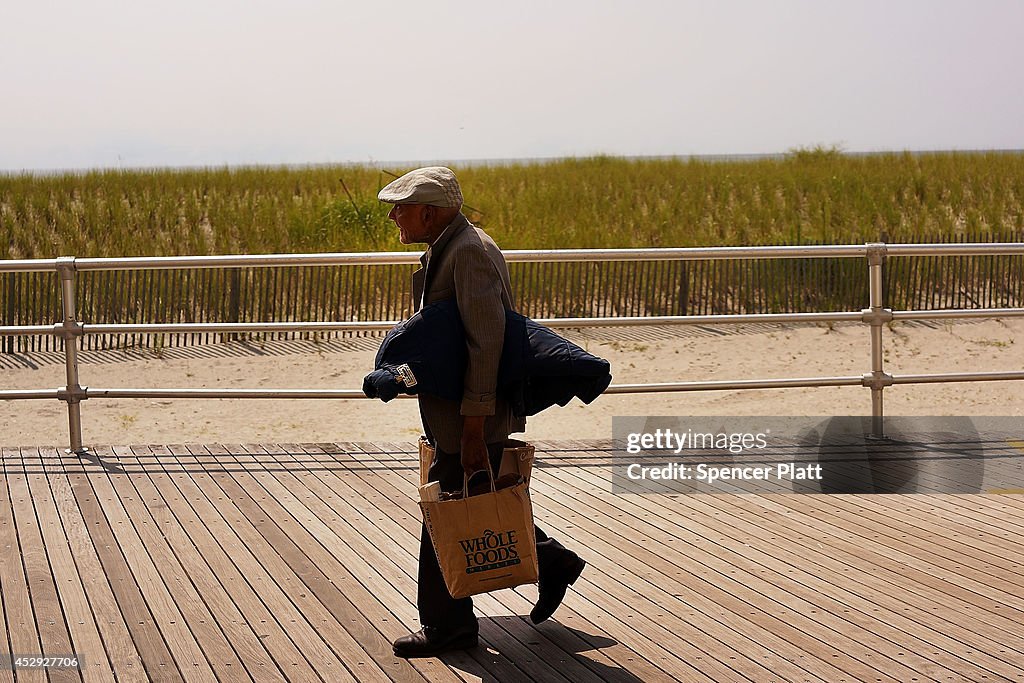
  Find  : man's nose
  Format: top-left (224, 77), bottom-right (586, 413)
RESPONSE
top-left (387, 206), bottom-right (398, 221)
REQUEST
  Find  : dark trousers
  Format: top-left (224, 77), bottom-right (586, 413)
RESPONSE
top-left (418, 442), bottom-right (580, 629)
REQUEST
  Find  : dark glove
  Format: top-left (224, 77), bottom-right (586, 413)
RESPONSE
top-left (362, 369), bottom-right (401, 402)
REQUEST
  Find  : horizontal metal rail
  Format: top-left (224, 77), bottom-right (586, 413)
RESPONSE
top-left (891, 371), bottom-right (1024, 384)
top-left (0, 325), bottom-right (55, 336)
top-left (85, 388), bottom-right (372, 399)
top-left (0, 390), bottom-right (62, 400)
top-left (885, 243), bottom-right (1024, 256)
top-left (75, 311), bottom-right (868, 336)
top-left (82, 321), bottom-right (401, 335)
top-left (10, 369), bottom-right (1020, 404)
top-left (892, 308), bottom-right (1024, 321)
top-left (70, 376), bottom-right (871, 399)
top-left (604, 376), bottom-right (866, 393)
top-left (5, 242), bottom-right (1024, 275)
top-left (0, 258), bottom-right (61, 273)
top-left (3, 241), bottom-right (1024, 452)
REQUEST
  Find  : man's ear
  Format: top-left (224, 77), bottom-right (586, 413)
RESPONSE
top-left (422, 204), bottom-right (435, 225)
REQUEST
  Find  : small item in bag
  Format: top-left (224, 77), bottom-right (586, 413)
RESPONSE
top-left (466, 471), bottom-right (524, 498)
top-left (494, 473), bottom-right (525, 490)
top-left (419, 481), bottom-right (441, 502)
top-left (418, 436), bottom-right (435, 487)
top-left (498, 439), bottom-right (535, 486)
top-left (418, 436), bottom-right (534, 490)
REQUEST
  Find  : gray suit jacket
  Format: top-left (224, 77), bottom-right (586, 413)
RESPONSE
top-left (412, 213), bottom-right (526, 452)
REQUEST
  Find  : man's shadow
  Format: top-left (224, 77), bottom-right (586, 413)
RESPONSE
top-left (439, 617), bottom-right (642, 683)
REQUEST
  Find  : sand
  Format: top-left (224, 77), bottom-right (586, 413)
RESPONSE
top-left (1, 318), bottom-right (1022, 448)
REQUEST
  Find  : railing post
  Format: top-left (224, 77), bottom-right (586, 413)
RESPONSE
top-left (862, 243), bottom-right (894, 439)
top-left (55, 257), bottom-right (88, 455)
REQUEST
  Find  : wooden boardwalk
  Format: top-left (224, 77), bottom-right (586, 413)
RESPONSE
top-left (1, 440), bottom-right (1023, 682)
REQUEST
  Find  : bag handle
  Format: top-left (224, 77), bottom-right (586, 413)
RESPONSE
top-left (463, 467), bottom-right (497, 498)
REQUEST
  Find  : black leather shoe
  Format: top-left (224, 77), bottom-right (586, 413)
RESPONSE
top-left (392, 623), bottom-right (479, 658)
top-left (531, 556), bottom-right (586, 624)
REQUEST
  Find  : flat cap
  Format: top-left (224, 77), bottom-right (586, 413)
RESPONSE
top-left (377, 166), bottom-right (464, 208)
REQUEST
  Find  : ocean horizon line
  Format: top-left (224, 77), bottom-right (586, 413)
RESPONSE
top-left (5, 148), bottom-right (1024, 177)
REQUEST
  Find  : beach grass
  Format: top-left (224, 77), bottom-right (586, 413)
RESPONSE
top-left (2, 150), bottom-right (1023, 260)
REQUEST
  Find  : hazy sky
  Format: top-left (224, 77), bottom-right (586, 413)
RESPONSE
top-left (3, 0), bottom-right (1022, 171)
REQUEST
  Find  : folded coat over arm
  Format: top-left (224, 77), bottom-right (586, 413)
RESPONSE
top-left (362, 299), bottom-right (612, 417)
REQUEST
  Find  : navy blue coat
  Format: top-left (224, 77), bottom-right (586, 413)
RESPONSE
top-left (362, 299), bottom-right (612, 417)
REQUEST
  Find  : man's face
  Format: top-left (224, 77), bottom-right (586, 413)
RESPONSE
top-left (388, 204), bottom-right (432, 245)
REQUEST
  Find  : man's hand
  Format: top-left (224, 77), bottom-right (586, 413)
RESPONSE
top-left (460, 415), bottom-right (489, 475)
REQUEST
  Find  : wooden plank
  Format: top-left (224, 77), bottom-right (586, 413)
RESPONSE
top-left (871, 482), bottom-right (1024, 538)
top-left (356, 437), bottom-right (672, 682)
top-left (236, 443), bottom-right (474, 683)
top-left (931, 490), bottom-right (1024, 516)
top-left (326, 439), bottom-right (578, 683)
top-left (97, 445), bottom-right (253, 682)
top-left (358, 439), bottom-right (728, 683)
top-left (289, 440), bottom-right (646, 683)
top-left (737, 495), bottom-right (1024, 635)
top-left (162, 443), bottom-right (355, 681)
top-left (78, 446), bottom-right (217, 681)
top-left (727, 491), bottom-right (1024, 621)
top-left (10, 438), bottom-right (1022, 681)
top-left (339, 441), bottom-right (720, 683)
top-left (536, 444), bottom-right (974, 679)
top-left (61, 446), bottom-right (185, 681)
top-left (821, 494), bottom-right (1024, 577)
top-left (46, 450), bottom-right (147, 681)
top-left (716, 494), bottom-right (1024, 669)
top-left (143, 444), bottom-right (323, 682)
top-left (120, 445), bottom-right (291, 682)
top-left (8, 447), bottom-right (81, 682)
top-left (26, 447), bottom-right (116, 682)
top-left (0, 446), bottom-right (47, 683)
top-left (537, 441), bottom-right (1023, 680)
top-left (201, 442), bottom-right (423, 683)
top-left (525, 446), bottom-right (904, 683)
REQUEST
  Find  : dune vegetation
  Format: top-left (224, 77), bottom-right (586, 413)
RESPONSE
top-left (3, 150), bottom-right (1023, 260)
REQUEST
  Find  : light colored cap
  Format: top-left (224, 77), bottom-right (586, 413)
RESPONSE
top-left (377, 166), bottom-right (464, 208)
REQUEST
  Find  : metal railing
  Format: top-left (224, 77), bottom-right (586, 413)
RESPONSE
top-left (3, 242), bottom-right (1024, 454)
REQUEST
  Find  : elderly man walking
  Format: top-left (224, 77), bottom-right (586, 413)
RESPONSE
top-left (378, 166), bottom-right (586, 658)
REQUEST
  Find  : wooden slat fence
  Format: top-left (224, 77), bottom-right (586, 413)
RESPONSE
top-left (3, 230), bottom-right (1022, 353)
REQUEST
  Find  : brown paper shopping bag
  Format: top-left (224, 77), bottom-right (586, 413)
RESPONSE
top-left (420, 471), bottom-right (539, 599)
top-left (419, 436), bottom-right (534, 488)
